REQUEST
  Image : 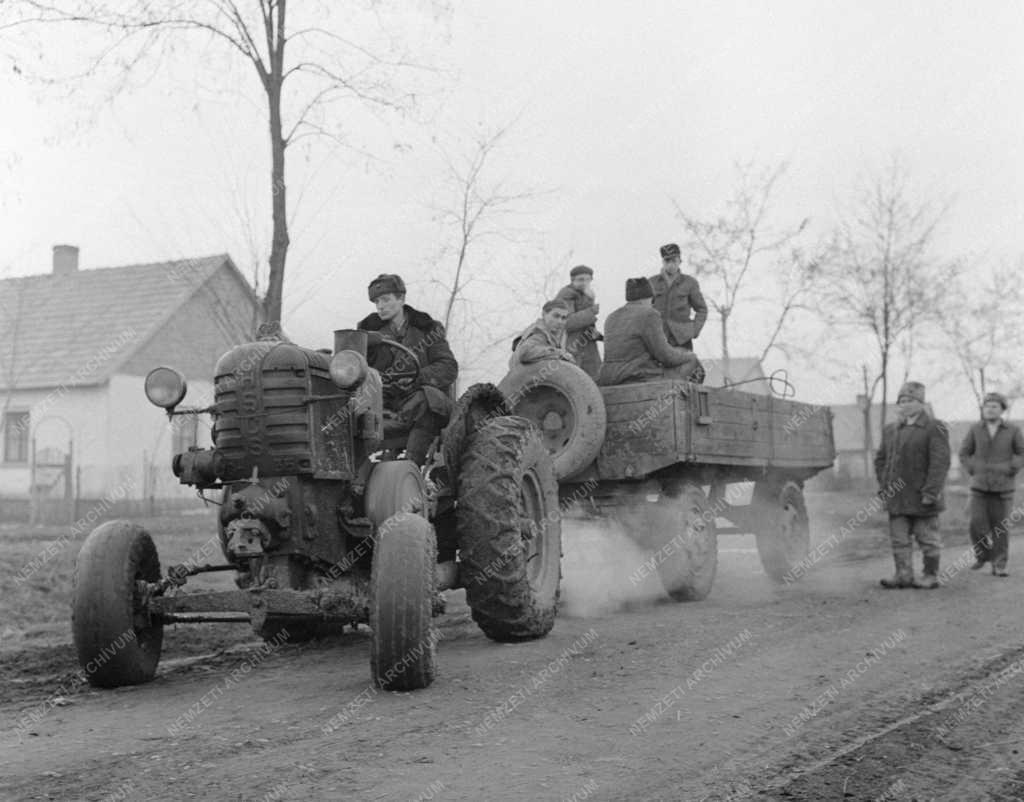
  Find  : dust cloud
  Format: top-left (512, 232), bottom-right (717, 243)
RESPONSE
top-left (559, 510), bottom-right (667, 617)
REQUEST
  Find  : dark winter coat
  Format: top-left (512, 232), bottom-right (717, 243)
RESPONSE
top-left (357, 305), bottom-right (458, 417)
top-left (958, 420), bottom-right (1024, 497)
top-left (874, 412), bottom-right (951, 515)
top-left (597, 301), bottom-right (697, 386)
top-left (648, 271), bottom-right (708, 348)
top-left (554, 284), bottom-right (602, 379)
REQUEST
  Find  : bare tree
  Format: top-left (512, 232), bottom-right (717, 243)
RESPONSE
top-left (818, 155), bottom-right (955, 430)
top-left (423, 122), bottom-right (551, 385)
top-left (428, 123), bottom-right (546, 334)
top-left (939, 260), bottom-right (1024, 414)
top-left (3, 1), bottom-right (441, 327)
top-left (672, 161), bottom-right (815, 381)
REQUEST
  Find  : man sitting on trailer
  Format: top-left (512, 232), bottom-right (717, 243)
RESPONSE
top-left (358, 273), bottom-right (459, 465)
top-left (597, 277), bottom-right (702, 386)
top-left (510, 299), bottom-right (577, 368)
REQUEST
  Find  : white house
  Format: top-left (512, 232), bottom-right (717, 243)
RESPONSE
top-left (0, 246), bottom-right (259, 511)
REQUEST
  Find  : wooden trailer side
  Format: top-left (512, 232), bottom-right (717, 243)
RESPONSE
top-left (590, 381), bottom-right (834, 482)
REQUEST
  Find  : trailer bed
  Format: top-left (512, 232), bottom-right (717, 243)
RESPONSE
top-left (580, 380), bottom-right (834, 482)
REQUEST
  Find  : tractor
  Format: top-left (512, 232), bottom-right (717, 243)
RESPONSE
top-left (71, 330), bottom-right (561, 692)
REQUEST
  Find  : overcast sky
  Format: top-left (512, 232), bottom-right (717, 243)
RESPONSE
top-left (2, 1), bottom-right (1022, 417)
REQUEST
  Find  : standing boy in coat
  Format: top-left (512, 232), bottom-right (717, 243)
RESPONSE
top-left (554, 265), bottom-right (602, 380)
top-left (958, 392), bottom-right (1024, 576)
top-left (648, 243), bottom-right (708, 351)
top-left (874, 381), bottom-right (951, 589)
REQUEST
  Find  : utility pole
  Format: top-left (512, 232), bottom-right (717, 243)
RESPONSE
top-left (859, 365), bottom-right (873, 479)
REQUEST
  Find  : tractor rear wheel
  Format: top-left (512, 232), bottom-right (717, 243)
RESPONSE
top-left (753, 480), bottom-right (811, 582)
top-left (457, 416), bottom-right (561, 641)
top-left (72, 520), bottom-right (164, 688)
top-left (370, 513), bottom-right (437, 691)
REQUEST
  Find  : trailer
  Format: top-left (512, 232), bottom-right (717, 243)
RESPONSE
top-left (499, 364), bottom-right (835, 600)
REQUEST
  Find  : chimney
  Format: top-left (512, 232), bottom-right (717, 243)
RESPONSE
top-left (52, 244), bottom-right (79, 275)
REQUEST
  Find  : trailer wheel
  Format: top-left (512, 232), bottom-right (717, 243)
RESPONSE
top-left (370, 513), bottom-right (437, 691)
top-left (651, 483), bottom-right (718, 601)
top-left (754, 480), bottom-right (810, 582)
top-left (457, 416), bottom-right (561, 641)
top-left (498, 362), bottom-right (606, 479)
top-left (72, 520), bottom-right (164, 688)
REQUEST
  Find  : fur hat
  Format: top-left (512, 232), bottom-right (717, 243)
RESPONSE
top-left (570, 264), bottom-right (593, 278)
top-left (625, 277), bottom-right (654, 301)
top-left (897, 381), bottom-right (926, 403)
top-left (367, 274), bottom-right (406, 302)
top-left (660, 243), bottom-right (681, 259)
top-left (984, 391), bottom-right (1008, 410)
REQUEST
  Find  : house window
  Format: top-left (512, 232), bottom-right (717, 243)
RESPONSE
top-left (3, 410), bottom-right (30, 463)
top-left (171, 414), bottom-right (199, 454)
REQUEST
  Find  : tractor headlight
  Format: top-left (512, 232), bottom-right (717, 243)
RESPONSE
top-left (145, 367), bottom-right (188, 409)
top-left (330, 350), bottom-right (368, 389)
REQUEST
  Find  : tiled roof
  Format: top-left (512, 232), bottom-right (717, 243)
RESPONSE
top-left (0, 255), bottom-right (236, 389)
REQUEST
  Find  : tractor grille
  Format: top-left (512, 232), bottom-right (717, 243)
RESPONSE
top-left (213, 341), bottom-right (342, 480)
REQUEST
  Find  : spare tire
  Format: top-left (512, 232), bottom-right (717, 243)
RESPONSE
top-left (498, 361), bottom-right (606, 479)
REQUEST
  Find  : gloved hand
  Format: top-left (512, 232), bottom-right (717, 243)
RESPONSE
top-left (393, 375), bottom-right (421, 394)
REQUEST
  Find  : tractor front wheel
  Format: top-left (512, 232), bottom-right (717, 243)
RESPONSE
top-left (370, 513), bottom-right (437, 691)
top-left (72, 520), bottom-right (164, 688)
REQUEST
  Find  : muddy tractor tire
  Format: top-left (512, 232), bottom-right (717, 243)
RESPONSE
top-left (498, 361), bottom-right (606, 479)
top-left (651, 483), bottom-right (718, 602)
top-left (753, 480), bottom-right (811, 583)
top-left (457, 416), bottom-right (562, 641)
top-left (365, 460), bottom-right (428, 525)
top-left (72, 521), bottom-right (164, 688)
top-left (370, 513), bottom-right (437, 691)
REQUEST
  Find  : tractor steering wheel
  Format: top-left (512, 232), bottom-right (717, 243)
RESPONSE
top-left (367, 334), bottom-right (422, 389)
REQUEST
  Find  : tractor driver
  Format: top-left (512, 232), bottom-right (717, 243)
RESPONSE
top-left (358, 274), bottom-right (459, 465)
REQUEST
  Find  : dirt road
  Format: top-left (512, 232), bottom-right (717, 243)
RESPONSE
top-left (4, 518), bottom-right (1024, 802)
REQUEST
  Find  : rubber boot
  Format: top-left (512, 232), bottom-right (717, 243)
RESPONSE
top-left (913, 555), bottom-right (940, 589)
top-left (880, 552), bottom-right (914, 589)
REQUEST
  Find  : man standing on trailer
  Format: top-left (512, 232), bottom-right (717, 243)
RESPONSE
top-left (649, 242), bottom-right (708, 351)
top-left (554, 264), bottom-right (603, 379)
